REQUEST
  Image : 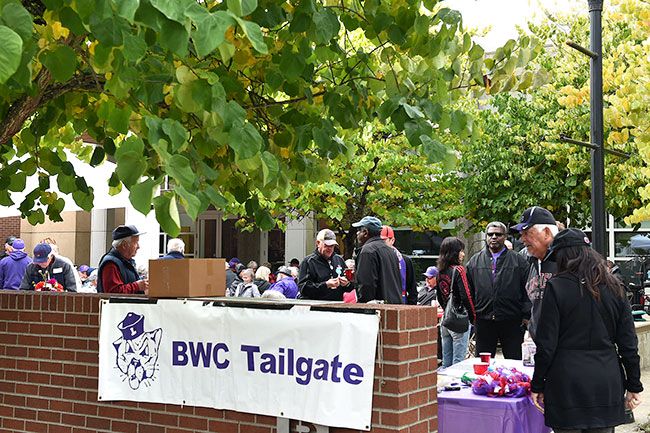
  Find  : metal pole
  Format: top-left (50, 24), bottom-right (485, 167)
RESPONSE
top-left (589, 0), bottom-right (606, 256)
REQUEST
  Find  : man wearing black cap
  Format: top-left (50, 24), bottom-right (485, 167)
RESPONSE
top-left (352, 216), bottom-right (402, 304)
top-left (97, 225), bottom-right (149, 294)
top-left (511, 206), bottom-right (559, 340)
top-left (19, 243), bottom-right (78, 291)
top-left (299, 228), bottom-right (353, 300)
top-left (0, 236), bottom-right (16, 261)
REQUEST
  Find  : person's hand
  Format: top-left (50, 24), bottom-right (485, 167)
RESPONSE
top-left (531, 392), bottom-right (544, 413)
top-left (326, 278), bottom-right (340, 288)
top-left (339, 276), bottom-right (350, 287)
top-left (626, 391), bottom-right (641, 410)
top-left (138, 279), bottom-right (149, 295)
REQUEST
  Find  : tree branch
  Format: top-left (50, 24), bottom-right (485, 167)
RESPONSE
top-left (0, 72), bottom-right (103, 145)
top-left (243, 91), bottom-right (326, 110)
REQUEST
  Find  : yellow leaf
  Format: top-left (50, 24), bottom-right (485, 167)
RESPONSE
top-left (51, 21), bottom-right (70, 40)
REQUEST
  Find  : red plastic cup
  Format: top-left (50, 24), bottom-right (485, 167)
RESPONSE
top-left (479, 352), bottom-right (491, 363)
top-left (473, 362), bottom-right (489, 375)
top-left (344, 269), bottom-right (354, 281)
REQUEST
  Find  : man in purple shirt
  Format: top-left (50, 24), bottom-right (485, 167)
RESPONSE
top-left (466, 222), bottom-right (531, 359)
top-left (268, 266), bottom-right (299, 299)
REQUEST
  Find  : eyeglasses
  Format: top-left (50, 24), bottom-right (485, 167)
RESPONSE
top-left (487, 233), bottom-right (505, 238)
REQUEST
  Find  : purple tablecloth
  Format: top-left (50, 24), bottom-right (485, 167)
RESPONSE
top-left (438, 387), bottom-right (551, 433)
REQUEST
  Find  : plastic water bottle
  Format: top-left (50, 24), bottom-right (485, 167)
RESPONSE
top-left (522, 340), bottom-right (536, 366)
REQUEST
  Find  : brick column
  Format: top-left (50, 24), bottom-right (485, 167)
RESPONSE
top-left (0, 292), bottom-right (438, 433)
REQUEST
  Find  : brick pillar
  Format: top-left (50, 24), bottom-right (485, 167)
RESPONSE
top-left (0, 292), bottom-right (438, 433)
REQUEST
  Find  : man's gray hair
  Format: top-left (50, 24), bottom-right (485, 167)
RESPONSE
top-left (167, 238), bottom-right (185, 253)
top-left (112, 237), bottom-right (133, 249)
top-left (531, 224), bottom-right (559, 236)
top-left (485, 221), bottom-right (507, 236)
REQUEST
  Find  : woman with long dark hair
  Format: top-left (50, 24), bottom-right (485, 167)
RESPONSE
top-left (531, 229), bottom-right (642, 433)
top-left (436, 237), bottom-right (476, 367)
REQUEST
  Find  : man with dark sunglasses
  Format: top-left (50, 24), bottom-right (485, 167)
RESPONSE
top-left (466, 221), bottom-right (531, 359)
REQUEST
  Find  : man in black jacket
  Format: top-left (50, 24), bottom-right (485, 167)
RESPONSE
top-left (298, 229), bottom-right (353, 300)
top-left (466, 221), bottom-right (531, 359)
top-left (352, 216), bottom-right (402, 304)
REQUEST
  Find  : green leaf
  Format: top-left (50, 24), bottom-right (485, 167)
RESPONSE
top-left (90, 146), bottom-right (105, 166)
top-left (159, 19), bottom-right (189, 56)
top-left (116, 151), bottom-right (146, 187)
top-left (468, 44), bottom-right (484, 61)
top-left (260, 151), bottom-right (279, 186)
top-left (129, 178), bottom-right (157, 215)
top-left (40, 45), bottom-right (77, 82)
top-left (2, 3), bottom-right (33, 41)
top-left (0, 26), bottom-right (22, 83)
top-left (450, 110), bottom-right (468, 134)
top-left (176, 185), bottom-right (202, 219)
top-left (149, 0), bottom-right (191, 22)
top-left (232, 15), bottom-right (267, 54)
top-left (8, 171), bottom-right (26, 192)
top-left (153, 193), bottom-right (181, 236)
top-left (255, 208), bottom-right (275, 231)
top-left (27, 209), bottom-right (45, 226)
top-left (229, 122), bottom-right (261, 159)
top-left (227, 0), bottom-right (257, 17)
top-left (420, 135), bottom-right (447, 163)
top-left (72, 188), bottom-right (94, 211)
top-left (312, 9), bottom-right (339, 44)
top-left (203, 186), bottom-right (228, 209)
top-left (123, 33), bottom-right (147, 62)
top-left (166, 154), bottom-right (194, 187)
top-left (113, 0), bottom-right (140, 23)
top-left (57, 173), bottom-right (76, 194)
top-left (161, 119), bottom-right (189, 151)
top-left (192, 11), bottom-right (234, 58)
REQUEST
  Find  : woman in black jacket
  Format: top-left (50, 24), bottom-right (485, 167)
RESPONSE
top-left (436, 237), bottom-right (476, 368)
top-left (531, 229), bottom-right (642, 433)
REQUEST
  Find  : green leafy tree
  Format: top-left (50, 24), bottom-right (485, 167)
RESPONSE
top-left (289, 121), bottom-right (464, 255)
top-left (455, 0), bottom-right (648, 231)
top-left (0, 0), bottom-right (538, 234)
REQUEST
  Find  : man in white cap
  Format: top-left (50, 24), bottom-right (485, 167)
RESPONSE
top-left (298, 228), bottom-right (353, 300)
top-left (97, 225), bottom-right (149, 294)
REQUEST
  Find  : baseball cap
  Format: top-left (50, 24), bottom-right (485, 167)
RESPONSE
top-left (352, 216), bottom-right (382, 231)
top-left (228, 258), bottom-right (241, 268)
top-left (112, 225), bottom-right (145, 241)
top-left (33, 243), bottom-right (52, 264)
top-left (511, 206), bottom-right (556, 232)
top-left (11, 239), bottom-right (25, 250)
top-left (5, 236), bottom-right (16, 246)
top-left (316, 229), bottom-right (338, 246)
top-left (547, 228), bottom-right (591, 258)
top-left (277, 266), bottom-right (293, 277)
top-left (78, 265), bottom-right (90, 273)
top-left (423, 266), bottom-right (439, 278)
top-left (380, 225), bottom-right (395, 240)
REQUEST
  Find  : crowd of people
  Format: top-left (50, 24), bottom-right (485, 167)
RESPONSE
top-left (0, 209), bottom-right (644, 432)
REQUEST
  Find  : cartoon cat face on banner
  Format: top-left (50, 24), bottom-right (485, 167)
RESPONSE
top-left (112, 312), bottom-right (162, 390)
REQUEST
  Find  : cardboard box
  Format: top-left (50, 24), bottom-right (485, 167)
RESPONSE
top-left (149, 258), bottom-right (226, 298)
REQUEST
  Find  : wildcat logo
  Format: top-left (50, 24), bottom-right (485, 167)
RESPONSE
top-left (112, 312), bottom-right (162, 390)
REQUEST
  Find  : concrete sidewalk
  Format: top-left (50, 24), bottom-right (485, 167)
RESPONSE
top-left (617, 368), bottom-right (650, 433)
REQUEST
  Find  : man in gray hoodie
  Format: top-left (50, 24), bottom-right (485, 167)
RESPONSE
top-left (0, 239), bottom-right (32, 290)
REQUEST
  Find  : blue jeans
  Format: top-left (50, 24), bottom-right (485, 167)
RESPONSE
top-left (440, 325), bottom-right (470, 368)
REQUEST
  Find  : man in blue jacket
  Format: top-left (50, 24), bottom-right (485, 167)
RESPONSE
top-left (0, 238), bottom-right (32, 290)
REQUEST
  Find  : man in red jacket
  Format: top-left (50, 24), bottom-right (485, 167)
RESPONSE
top-left (97, 225), bottom-right (149, 294)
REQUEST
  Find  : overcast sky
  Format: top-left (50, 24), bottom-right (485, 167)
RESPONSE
top-left (443, 0), bottom-right (585, 50)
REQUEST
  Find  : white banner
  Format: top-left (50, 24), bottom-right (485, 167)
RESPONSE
top-left (98, 300), bottom-right (379, 430)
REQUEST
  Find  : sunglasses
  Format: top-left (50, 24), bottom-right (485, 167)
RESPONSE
top-left (487, 232), bottom-right (505, 238)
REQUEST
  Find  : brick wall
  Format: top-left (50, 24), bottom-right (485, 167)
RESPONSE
top-left (0, 292), bottom-right (438, 433)
top-left (0, 216), bottom-right (21, 244)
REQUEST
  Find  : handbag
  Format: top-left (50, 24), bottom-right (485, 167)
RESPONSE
top-left (441, 268), bottom-right (469, 333)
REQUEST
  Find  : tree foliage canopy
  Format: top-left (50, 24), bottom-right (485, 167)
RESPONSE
top-left (454, 0), bottom-right (649, 231)
top-left (0, 0), bottom-right (539, 234)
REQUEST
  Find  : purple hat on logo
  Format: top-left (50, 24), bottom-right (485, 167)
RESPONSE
top-left (118, 312), bottom-right (144, 340)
